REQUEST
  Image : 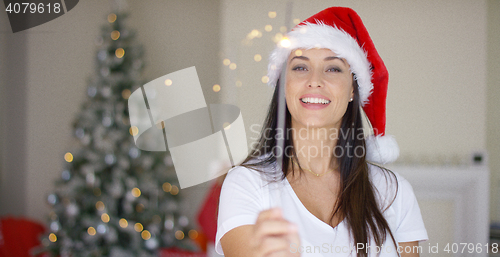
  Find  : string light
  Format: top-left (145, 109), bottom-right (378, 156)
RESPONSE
top-left (293, 18), bottom-right (301, 25)
top-left (49, 233), bottom-right (57, 242)
top-left (262, 76), bottom-right (269, 84)
top-left (64, 152), bottom-right (73, 162)
top-left (223, 59), bottom-right (231, 66)
top-left (88, 227), bottom-right (96, 236)
top-left (236, 80), bottom-right (242, 87)
top-left (229, 63), bottom-right (237, 70)
top-left (101, 213), bottom-right (110, 223)
top-left (111, 30), bottom-right (120, 40)
top-left (280, 37), bottom-right (291, 48)
top-left (119, 218), bottom-right (128, 228)
top-left (175, 230), bottom-right (185, 240)
top-left (134, 223), bottom-right (144, 232)
top-left (254, 54), bottom-right (262, 62)
top-left (131, 187), bottom-right (141, 197)
top-left (280, 26), bottom-right (288, 33)
top-left (164, 79), bottom-right (172, 86)
top-left (268, 11), bottom-right (277, 18)
top-left (108, 13), bottom-right (117, 23)
top-left (212, 84), bottom-right (221, 92)
top-left (129, 126), bottom-right (139, 136)
top-left (295, 49), bottom-right (303, 56)
top-left (122, 89), bottom-right (131, 99)
top-left (188, 229), bottom-right (198, 239)
top-left (170, 185), bottom-right (179, 195)
top-left (162, 182), bottom-right (172, 192)
top-left (115, 48), bottom-right (125, 58)
top-left (265, 25), bottom-right (272, 32)
top-left (96, 201), bottom-right (105, 211)
top-left (141, 230), bottom-right (151, 240)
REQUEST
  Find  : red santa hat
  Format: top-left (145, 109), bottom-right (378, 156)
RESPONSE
top-left (268, 6), bottom-right (399, 164)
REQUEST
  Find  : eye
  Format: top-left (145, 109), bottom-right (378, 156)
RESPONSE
top-left (292, 66), bottom-right (307, 71)
top-left (327, 67), bottom-right (342, 73)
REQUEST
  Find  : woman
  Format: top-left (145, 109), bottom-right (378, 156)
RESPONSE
top-left (215, 7), bottom-right (428, 257)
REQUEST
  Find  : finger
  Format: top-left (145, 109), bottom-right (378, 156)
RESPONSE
top-left (266, 250), bottom-right (292, 257)
top-left (256, 208), bottom-right (284, 223)
top-left (254, 219), bottom-right (295, 239)
top-left (258, 236), bottom-right (291, 256)
top-left (286, 224), bottom-right (301, 255)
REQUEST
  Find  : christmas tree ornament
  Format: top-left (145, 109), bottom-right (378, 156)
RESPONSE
top-left (65, 203), bottom-right (79, 217)
top-left (47, 194), bottom-right (58, 205)
top-left (145, 236), bottom-right (159, 250)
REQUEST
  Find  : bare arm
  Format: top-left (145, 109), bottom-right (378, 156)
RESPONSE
top-left (220, 208), bottom-right (300, 257)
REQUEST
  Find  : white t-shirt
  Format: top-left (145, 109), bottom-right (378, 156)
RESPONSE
top-left (215, 163), bottom-right (428, 256)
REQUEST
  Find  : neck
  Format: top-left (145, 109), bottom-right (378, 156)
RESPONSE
top-left (290, 120), bottom-right (340, 174)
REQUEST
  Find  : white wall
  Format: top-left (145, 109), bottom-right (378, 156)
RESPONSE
top-left (0, 1), bottom-right (30, 216)
top-left (487, 0), bottom-right (500, 224)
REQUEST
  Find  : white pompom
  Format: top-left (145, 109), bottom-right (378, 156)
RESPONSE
top-left (366, 134), bottom-right (400, 164)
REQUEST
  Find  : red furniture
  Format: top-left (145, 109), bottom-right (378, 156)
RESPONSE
top-left (0, 217), bottom-right (46, 257)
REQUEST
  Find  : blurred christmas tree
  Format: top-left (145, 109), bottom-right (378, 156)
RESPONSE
top-left (38, 9), bottom-right (200, 257)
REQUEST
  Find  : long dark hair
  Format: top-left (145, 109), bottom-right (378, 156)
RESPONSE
top-left (238, 78), bottom-right (399, 257)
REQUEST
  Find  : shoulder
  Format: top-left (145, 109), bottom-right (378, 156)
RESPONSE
top-left (221, 165), bottom-right (278, 194)
top-left (223, 166), bottom-right (264, 185)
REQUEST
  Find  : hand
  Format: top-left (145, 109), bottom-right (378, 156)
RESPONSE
top-left (249, 208), bottom-right (301, 257)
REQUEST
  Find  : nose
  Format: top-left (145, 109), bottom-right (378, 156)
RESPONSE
top-left (308, 69), bottom-right (322, 88)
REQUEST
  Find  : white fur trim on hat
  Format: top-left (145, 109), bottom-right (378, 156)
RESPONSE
top-left (365, 134), bottom-right (399, 164)
top-left (268, 22), bottom-right (373, 106)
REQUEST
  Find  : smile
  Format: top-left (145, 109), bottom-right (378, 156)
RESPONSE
top-left (300, 97), bottom-right (331, 105)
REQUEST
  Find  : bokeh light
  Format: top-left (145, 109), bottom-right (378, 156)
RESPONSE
top-left (101, 213), bottom-right (110, 223)
top-left (131, 187), bottom-right (141, 197)
top-left (115, 48), bottom-right (125, 58)
top-left (64, 152), bottom-right (73, 162)
top-left (134, 223), bottom-right (143, 232)
top-left (108, 13), bottom-right (117, 23)
top-left (175, 230), bottom-right (185, 240)
top-left (141, 230), bottom-right (151, 240)
top-left (49, 233), bottom-right (57, 242)
top-left (111, 30), bottom-right (120, 40)
top-left (119, 218), bottom-right (128, 228)
top-left (88, 227), bottom-right (96, 236)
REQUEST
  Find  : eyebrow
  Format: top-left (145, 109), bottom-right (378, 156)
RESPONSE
top-left (289, 55), bottom-right (347, 65)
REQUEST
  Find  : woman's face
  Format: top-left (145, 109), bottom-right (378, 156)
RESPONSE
top-left (285, 48), bottom-right (354, 130)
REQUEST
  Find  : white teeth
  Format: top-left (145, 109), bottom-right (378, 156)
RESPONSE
top-left (301, 97), bottom-right (330, 104)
